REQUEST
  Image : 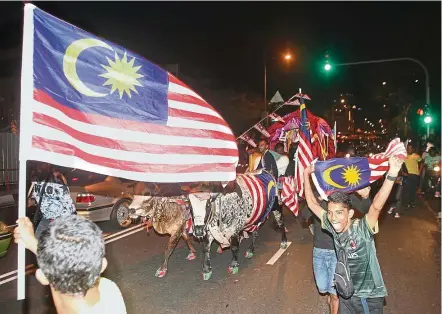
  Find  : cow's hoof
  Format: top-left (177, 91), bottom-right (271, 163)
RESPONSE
top-left (202, 271), bottom-right (213, 281)
top-left (217, 246), bottom-right (223, 254)
top-left (227, 266), bottom-right (239, 275)
top-left (155, 268), bottom-right (167, 278)
top-left (245, 250), bottom-right (254, 259)
top-left (186, 252), bottom-right (196, 261)
top-left (280, 242), bottom-right (288, 250)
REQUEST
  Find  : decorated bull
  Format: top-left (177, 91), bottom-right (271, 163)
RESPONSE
top-left (189, 170), bottom-right (287, 280)
top-left (128, 182), bottom-right (196, 278)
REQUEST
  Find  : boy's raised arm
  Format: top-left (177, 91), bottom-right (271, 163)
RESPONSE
top-left (303, 166), bottom-right (324, 219)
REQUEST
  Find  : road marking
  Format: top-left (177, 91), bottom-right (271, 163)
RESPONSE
top-left (0, 268), bottom-right (36, 286)
top-left (0, 224), bottom-right (145, 286)
top-left (105, 226), bottom-right (145, 244)
top-left (0, 264), bottom-right (35, 279)
top-left (266, 242), bottom-right (292, 265)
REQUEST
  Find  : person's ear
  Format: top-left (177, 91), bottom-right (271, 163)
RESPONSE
top-left (348, 209), bottom-right (355, 220)
top-left (100, 257), bottom-right (108, 274)
top-left (35, 269), bottom-right (50, 286)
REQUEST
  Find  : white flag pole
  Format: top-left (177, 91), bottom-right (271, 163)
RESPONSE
top-left (17, 3), bottom-right (36, 300)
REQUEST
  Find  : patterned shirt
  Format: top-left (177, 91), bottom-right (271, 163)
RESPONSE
top-left (31, 181), bottom-right (76, 220)
top-left (321, 211), bottom-right (388, 298)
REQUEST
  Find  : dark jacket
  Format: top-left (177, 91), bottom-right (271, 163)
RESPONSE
top-left (257, 150), bottom-right (278, 178)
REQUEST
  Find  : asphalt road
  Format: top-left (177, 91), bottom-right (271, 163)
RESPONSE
top-left (0, 198), bottom-right (440, 314)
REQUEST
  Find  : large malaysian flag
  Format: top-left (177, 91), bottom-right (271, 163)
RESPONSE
top-left (20, 4), bottom-right (238, 183)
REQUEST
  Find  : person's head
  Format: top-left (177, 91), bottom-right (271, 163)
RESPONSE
top-left (326, 192), bottom-right (354, 233)
top-left (428, 147), bottom-right (437, 157)
top-left (407, 144), bottom-right (414, 155)
top-left (258, 139), bottom-right (269, 153)
top-left (275, 142), bottom-right (285, 155)
top-left (36, 215), bottom-right (107, 297)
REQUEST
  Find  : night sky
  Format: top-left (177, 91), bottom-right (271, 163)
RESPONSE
top-left (0, 1), bottom-right (440, 131)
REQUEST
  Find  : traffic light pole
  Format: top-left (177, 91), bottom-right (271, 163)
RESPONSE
top-left (335, 57), bottom-right (430, 106)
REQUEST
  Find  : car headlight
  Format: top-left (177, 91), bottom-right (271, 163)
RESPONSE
top-left (433, 166), bottom-right (440, 172)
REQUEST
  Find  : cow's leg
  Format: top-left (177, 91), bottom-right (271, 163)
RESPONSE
top-left (227, 235), bottom-right (240, 275)
top-left (202, 232), bottom-right (214, 280)
top-left (182, 232), bottom-right (197, 261)
top-left (155, 228), bottom-right (183, 278)
top-left (272, 206), bottom-right (288, 249)
top-left (245, 230), bottom-right (259, 259)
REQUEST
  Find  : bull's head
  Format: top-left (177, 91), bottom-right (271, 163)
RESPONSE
top-left (188, 193), bottom-right (217, 239)
top-left (129, 195), bottom-right (155, 219)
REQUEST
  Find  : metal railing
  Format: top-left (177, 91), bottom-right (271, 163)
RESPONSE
top-left (1, 133), bottom-right (19, 187)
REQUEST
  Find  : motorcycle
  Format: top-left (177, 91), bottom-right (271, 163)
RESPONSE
top-left (426, 163), bottom-right (441, 198)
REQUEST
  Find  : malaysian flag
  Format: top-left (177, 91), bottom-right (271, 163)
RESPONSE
top-left (280, 176), bottom-right (299, 215)
top-left (294, 95), bottom-right (313, 197)
top-left (269, 113), bottom-right (285, 123)
top-left (239, 134), bottom-right (257, 148)
top-left (20, 4), bottom-right (238, 183)
top-left (311, 138), bottom-right (406, 200)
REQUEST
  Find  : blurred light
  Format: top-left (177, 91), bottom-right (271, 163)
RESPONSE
top-left (383, 104), bottom-right (387, 108)
top-left (324, 63), bottom-right (332, 71)
top-left (341, 99), bottom-right (345, 103)
top-left (284, 53), bottom-right (292, 60)
top-left (379, 119), bottom-right (382, 123)
top-left (415, 79), bottom-right (419, 83)
top-left (345, 153), bottom-right (350, 158)
top-left (352, 105), bottom-right (356, 109)
top-left (424, 116), bottom-right (432, 124)
top-left (382, 82), bottom-right (386, 85)
top-left (369, 153), bottom-right (373, 157)
top-left (364, 118), bottom-right (367, 121)
top-left (434, 166), bottom-right (440, 172)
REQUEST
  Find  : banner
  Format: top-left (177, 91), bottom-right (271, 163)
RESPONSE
top-left (239, 134), bottom-right (257, 148)
top-left (253, 123), bottom-right (271, 138)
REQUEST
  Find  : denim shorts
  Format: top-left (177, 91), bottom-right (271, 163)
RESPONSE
top-left (313, 247), bottom-right (337, 295)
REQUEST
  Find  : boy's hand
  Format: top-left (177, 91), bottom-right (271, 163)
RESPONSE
top-left (304, 165), bottom-right (315, 175)
top-left (356, 186), bottom-right (371, 199)
top-left (388, 156), bottom-right (404, 176)
top-left (14, 217), bottom-right (38, 254)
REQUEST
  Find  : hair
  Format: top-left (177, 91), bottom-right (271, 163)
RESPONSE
top-left (258, 139), bottom-right (268, 145)
top-left (328, 192), bottom-right (352, 210)
top-left (275, 142), bottom-right (284, 151)
top-left (37, 215), bottom-right (105, 296)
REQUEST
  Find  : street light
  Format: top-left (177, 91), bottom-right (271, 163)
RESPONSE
top-left (382, 81), bottom-right (387, 86)
top-left (264, 51), bottom-right (293, 124)
top-left (340, 99), bottom-right (345, 103)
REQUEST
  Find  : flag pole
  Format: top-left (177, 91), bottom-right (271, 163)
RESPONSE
top-left (17, 2), bottom-right (35, 300)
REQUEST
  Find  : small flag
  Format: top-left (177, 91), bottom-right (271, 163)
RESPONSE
top-left (269, 113), bottom-right (285, 123)
top-left (281, 176), bottom-right (299, 215)
top-left (311, 138), bottom-right (406, 199)
top-left (253, 123), bottom-right (271, 138)
top-left (294, 91), bottom-right (313, 196)
top-left (239, 134), bottom-right (257, 148)
top-left (294, 93), bottom-right (311, 101)
top-left (284, 99), bottom-right (300, 106)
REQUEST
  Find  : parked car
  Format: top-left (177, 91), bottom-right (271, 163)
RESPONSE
top-left (65, 169), bottom-right (136, 228)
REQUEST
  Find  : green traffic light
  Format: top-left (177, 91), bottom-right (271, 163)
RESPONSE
top-left (424, 116), bottom-right (432, 124)
top-left (324, 63), bottom-right (332, 71)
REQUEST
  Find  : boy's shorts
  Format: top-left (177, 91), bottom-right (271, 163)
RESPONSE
top-left (313, 247), bottom-right (337, 295)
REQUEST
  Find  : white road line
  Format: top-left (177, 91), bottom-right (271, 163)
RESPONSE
top-left (104, 226), bottom-right (145, 244)
top-left (0, 225), bottom-right (146, 286)
top-left (104, 224), bottom-right (144, 240)
top-left (266, 242), bottom-right (292, 265)
top-left (0, 268), bottom-right (36, 286)
top-left (0, 264), bottom-right (35, 279)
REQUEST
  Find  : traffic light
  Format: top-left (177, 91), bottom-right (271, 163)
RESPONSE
top-left (417, 108), bottom-right (424, 116)
top-left (424, 116), bottom-right (432, 124)
top-left (324, 51), bottom-right (332, 71)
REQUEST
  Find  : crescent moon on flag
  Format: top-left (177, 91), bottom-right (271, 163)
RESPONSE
top-left (323, 165), bottom-right (346, 189)
top-left (63, 38), bottom-right (113, 97)
top-left (267, 180), bottom-right (275, 196)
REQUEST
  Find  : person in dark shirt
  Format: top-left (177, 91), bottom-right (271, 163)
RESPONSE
top-left (301, 187), bottom-right (372, 314)
top-left (256, 139), bottom-right (278, 178)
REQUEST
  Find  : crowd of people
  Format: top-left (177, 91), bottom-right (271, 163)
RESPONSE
top-left (11, 136), bottom-right (439, 314)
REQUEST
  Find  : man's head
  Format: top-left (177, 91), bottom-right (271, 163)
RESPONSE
top-left (36, 215), bottom-right (106, 296)
top-left (258, 139), bottom-right (269, 154)
top-left (407, 144), bottom-right (414, 155)
top-left (429, 147), bottom-right (437, 157)
top-left (275, 142), bottom-right (285, 155)
top-left (326, 192), bottom-right (354, 233)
